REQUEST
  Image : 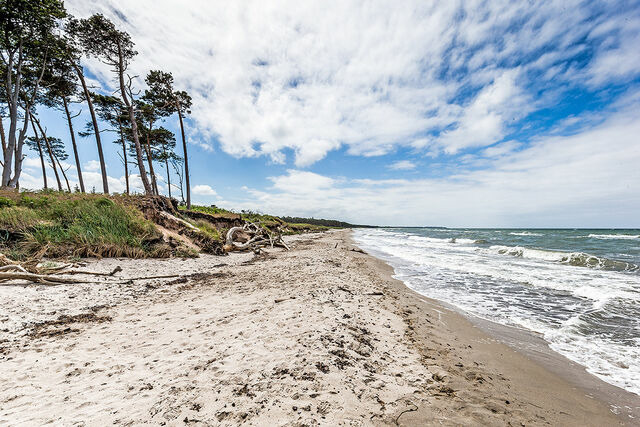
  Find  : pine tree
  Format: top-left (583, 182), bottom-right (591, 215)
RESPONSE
top-left (145, 70), bottom-right (193, 207)
top-left (0, 0), bottom-right (66, 188)
top-left (69, 14), bottom-right (152, 195)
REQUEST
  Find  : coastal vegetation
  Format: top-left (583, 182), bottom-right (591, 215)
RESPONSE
top-left (0, 0), bottom-right (194, 205)
top-left (0, 0), bottom-right (350, 266)
top-left (279, 216), bottom-right (375, 229)
top-left (0, 0), bottom-right (337, 263)
top-left (0, 190), bottom-right (330, 262)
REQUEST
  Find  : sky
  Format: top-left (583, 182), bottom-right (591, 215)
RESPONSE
top-left (17, 0), bottom-right (640, 227)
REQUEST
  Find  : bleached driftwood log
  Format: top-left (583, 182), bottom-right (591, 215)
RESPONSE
top-left (225, 222), bottom-right (289, 252)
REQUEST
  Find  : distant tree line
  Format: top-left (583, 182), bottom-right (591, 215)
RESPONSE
top-left (279, 216), bottom-right (376, 228)
top-left (1, 0), bottom-right (194, 207)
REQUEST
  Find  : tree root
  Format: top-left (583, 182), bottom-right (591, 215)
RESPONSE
top-left (225, 222), bottom-right (290, 252)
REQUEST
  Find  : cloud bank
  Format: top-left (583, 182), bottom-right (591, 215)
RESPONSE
top-left (238, 108), bottom-right (640, 227)
top-left (66, 0), bottom-right (640, 166)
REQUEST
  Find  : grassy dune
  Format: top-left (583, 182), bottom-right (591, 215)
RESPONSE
top-left (0, 191), bottom-right (331, 261)
top-left (0, 191), bottom-right (167, 260)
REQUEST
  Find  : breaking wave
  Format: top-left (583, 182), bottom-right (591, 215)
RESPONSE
top-left (353, 227), bottom-right (640, 395)
top-left (491, 245), bottom-right (639, 272)
top-left (588, 233), bottom-right (640, 240)
top-left (510, 231), bottom-right (543, 236)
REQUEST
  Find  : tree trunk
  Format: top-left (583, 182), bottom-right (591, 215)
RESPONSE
top-left (54, 153), bottom-right (71, 192)
top-left (117, 43), bottom-right (151, 195)
top-left (29, 118), bottom-right (48, 190)
top-left (144, 121), bottom-right (159, 195)
top-left (62, 97), bottom-right (84, 192)
top-left (2, 41), bottom-right (21, 187)
top-left (117, 119), bottom-right (130, 195)
top-left (33, 116), bottom-right (62, 191)
top-left (73, 64), bottom-right (108, 194)
top-left (171, 160), bottom-right (185, 203)
top-left (7, 44), bottom-right (48, 189)
top-left (176, 105), bottom-right (190, 208)
top-left (164, 148), bottom-right (172, 199)
top-left (9, 106), bottom-right (30, 188)
top-left (0, 115), bottom-right (6, 155)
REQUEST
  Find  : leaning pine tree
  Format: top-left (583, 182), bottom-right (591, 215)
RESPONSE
top-left (145, 70), bottom-right (193, 207)
top-left (40, 43), bottom-right (86, 192)
top-left (65, 21), bottom-right (109, 193)
top-left (0, 0), bottom-right (66, 189)
top-left (85, 93), bottom-right (132, 195)
top-left (69, 14), bottom-right (152, 195)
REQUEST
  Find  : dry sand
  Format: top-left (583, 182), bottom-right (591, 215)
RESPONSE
top-left (0, 230), bottom-right (637, 425)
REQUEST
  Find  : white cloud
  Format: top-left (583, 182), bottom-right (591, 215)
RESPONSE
top-left (587, 14), bottom-right (640, 86)
top-left (22, 156), bottom-right (43, 169)
top-left (84, 160), bottom-right (101, 172)
top-left (269, 169), bottom-right (335, 194)
top-left (192, 184), bottom-right (217, 196)
top-left (388, 160), bottom-right (417, 171)
top-left (481, 141), bottom-right (522, 158)
top-left (237, 108), bottom-right (640, 227)
top-left (438, 70), bottom-right (528, 154)
top-left (65, 1), bottom-right (640, 166)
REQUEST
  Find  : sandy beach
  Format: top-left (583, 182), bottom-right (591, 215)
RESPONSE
top-left (0, 230), bottom-right (637, 425)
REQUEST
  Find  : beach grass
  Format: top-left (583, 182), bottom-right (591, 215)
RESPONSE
top-left (0, 191), bottom-right (167, 259)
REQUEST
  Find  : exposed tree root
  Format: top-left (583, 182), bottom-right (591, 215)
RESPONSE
top-left (224, 222), bottom-right (289, 252)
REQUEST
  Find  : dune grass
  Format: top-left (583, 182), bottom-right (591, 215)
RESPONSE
top-left (0, 191), bottom-right (167, 259)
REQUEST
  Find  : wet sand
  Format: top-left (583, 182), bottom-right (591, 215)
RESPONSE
top-left (0, 230), bottom-right (636, 425)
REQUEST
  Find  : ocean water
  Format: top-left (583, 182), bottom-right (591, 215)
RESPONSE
top-left (353, 228), bottom-right (640, 395)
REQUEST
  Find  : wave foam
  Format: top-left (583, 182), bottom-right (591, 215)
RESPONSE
top-left (588, 233), bottom-right (640, 240)
top-left (352, 228), bottom-right (640, 396)
top-left (490, 245), bottom-right (639, 272)
top-left (510, 231), bottom-right (543, 236)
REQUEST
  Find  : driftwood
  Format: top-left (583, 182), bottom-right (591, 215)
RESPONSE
top-left (124, 273), bottom-right (181, 281)
top-left (0, 255), bottom-right (182, 286)
top-left (0, 264), bottom-right (27, 273)
top-left (57, 266), bottom-right (123, 276)
top-left (0, 271), bottom-right (85, 285)
top-left (225, 222), bottom-right (290, 252)
top-left (159, 211), bottom-right (199, 231)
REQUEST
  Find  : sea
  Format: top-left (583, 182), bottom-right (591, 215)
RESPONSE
top-left (353, 227), bottom-right (640, 395)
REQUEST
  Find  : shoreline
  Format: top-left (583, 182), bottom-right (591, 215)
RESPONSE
top-left (351, 233), bottom-right (640, 421)
top-left (0, 229), bottom-right (636, 425)
top-left (458, 307), bottom-right (640, 420)
top-left (345, 230), bottom-right (639, 425)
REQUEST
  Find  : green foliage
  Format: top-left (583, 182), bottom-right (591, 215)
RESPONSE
top-left (183, 204), bottom-right (333, 233)
top-left (193, 219), bottom-right (221, 241)
top-left (26, 135), bottom-right (68, 162)
top-left (0, 197), bottom-right (15, 208)
top-left (183, 204), bottom-right (235, 216)
top-left (280, 216), bottom-right (373, 228)
top-left (0, 0), bottom-right (67, 52)
top-left (0, 191), bottom-right (165, 258)
top-left (0, 206), bottom-right (40, 231)
top-left (67, 13), bottom-right (136, 69)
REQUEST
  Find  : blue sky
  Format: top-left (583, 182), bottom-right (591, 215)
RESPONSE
top-left (19, 1), bottom-right (640, 227)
